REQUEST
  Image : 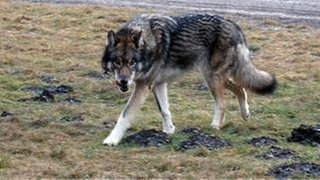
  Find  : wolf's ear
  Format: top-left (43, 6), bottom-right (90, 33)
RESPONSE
top-left (131, 30), bottom-right (144, 47)
top-left (106, 30), bottom-right (116, 47)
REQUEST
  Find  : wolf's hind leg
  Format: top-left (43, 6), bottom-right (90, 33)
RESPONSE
top-left (153, 83), bottom-right (175, 134)
top-left (103, 81), bottom-right (150, 146)
top-left (203, 75), bottom-right (226, 129)
top-left (225, 79), bottom-right (250, 120)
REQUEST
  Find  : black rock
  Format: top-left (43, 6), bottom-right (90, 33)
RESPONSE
top-left (52, 85), bottom-right (73, 94)
top-left (102, 121), bottom-right (115, 129)
top-left (124, 129), bottom-right (170, 147)
top-left (270, 162), bottom-right (320, 178)
top-left (18, 89), bottom-right (55, 102)
top-left (33, 90), bottom-right (55, 102)
top-left (258, 146), bottom-right (300, 160)
top-left (193, 83), bottom-right (209, 91)
top-left (59, 115), bottom-right (84, 123)
top-left (179, 128), bottom-right (231, 150)
top-left (1, 111), bottom-right (13, 117)
top-left (64, 96), bottom-right (82, 104)
top-left (287, 124), bottom-right (320, 146)
top-left (248, 136), bottom-right (278, 147)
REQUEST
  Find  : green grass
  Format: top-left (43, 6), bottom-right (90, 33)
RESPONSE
top-left (0, 1), bottom-right (320, 178)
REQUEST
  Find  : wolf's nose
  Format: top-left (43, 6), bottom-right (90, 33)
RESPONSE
top-left (120, 79), bottom-right (128, 86)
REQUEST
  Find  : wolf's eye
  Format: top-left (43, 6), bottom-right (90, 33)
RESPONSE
top-left (113, 59), bottom-right (121, 66)
top-left (130, 59), bottom-right (136, 66)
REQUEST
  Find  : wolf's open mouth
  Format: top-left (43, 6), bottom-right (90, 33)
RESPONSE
top-left (119, 86), bottom-right (129, 93)
top-left (115, 81), bottom-right (129, 92)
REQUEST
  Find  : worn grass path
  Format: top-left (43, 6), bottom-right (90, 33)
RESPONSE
top-left (0, 1), bottom-right (320, 178)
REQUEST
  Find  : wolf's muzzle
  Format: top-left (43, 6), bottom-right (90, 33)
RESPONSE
top-left (115, 79), bottom-right (129, 93)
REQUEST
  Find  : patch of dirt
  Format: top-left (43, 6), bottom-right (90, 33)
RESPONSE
top-left (179, 128), bottom-right (231, 150)
top-left (247, 136), bottom-right (278, 147)
top-left (270, 162), bottom-right (320, 178)
top-left (257, 146), bottom-right (300, 160)
top-left (124, 129), bottom-right (171, 147)
top-left (287, 124), bottom-right (320, 147)
top-left (18, 89), bottom-right (55, 102)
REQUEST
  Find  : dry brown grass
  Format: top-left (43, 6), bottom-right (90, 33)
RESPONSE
top-left (0, 1), bottom-right (319, 178)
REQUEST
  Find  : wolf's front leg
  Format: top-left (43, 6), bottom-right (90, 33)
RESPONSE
top-left (103, 81), bottom-right (150, 146)
top-left (153, 83), bottom-right (175, 134)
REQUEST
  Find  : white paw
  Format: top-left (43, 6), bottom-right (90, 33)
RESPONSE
top-left (103, 135), bottom-right (121, 146)
top-left (241, 111), bottom-right (250, 121)
top-left (163, 125), bottom-right (175, 135)
top-left (211, 123), bottom-right (223, 130)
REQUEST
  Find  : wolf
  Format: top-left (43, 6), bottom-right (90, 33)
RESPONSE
top-left (101, 13), bottom-right (277, 146)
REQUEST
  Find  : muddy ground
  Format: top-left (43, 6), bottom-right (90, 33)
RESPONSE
top-left (20, 0), bottom-right (320, 27)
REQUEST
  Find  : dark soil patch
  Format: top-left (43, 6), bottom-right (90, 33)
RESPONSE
top-left (64, 96), bottom-right (82, 104)
top-left (22, 84), bottom-right (73, 94)
top-left (181, 127), bottom-right (203, 135)
top-left (39, 75), bottom-right (57, 84)
top-left (257, 146), bottom-right (300, 160)
top-left (1, 111), bottom-right (13, 117)
top-left (102, 121), bottom-right (115, 129)
top-left (270, 162), bottom-right (320, 178)
top-left (287, 124), bottom-right (320, 147)
top-left (179, 128), bottom-right (231, 150)
top-left (19, 84), bottom-right (75, 103)
top-left (124, 129), bottom-right (170, 147)
top-left (247, 136), bottom-right (278, 147)
top-left (51, 85), bottom-right (74, 94)
top-left (18, 89), bottom-right (55, 102)
top-left (59, 115), bottom-right (85, 124)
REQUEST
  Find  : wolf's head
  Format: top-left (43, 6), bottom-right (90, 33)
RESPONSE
top-left (101, 28), bottom-right (146, 93)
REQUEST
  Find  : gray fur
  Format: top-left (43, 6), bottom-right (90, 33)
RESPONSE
top-left (101, 13), bottom-right (277, 146)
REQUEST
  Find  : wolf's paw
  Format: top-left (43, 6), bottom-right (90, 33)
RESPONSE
top-left (241, 111), bottom-right (250, 121)
top-left (163, 125), bottom-right (175, 135)
top-left (211, 123), bottom-right (223, 130)
top-left (103, 136), bottom-right (121, 146)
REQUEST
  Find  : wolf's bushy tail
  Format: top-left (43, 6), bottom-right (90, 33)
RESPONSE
top-left (234, 43), bottom-right (277, 95)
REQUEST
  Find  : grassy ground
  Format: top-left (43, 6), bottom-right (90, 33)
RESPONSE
top-left (0, 1), bottom-right (320, 178)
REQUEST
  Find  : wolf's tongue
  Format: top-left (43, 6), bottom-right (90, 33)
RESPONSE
top-left (115, 80), bottom-right (121, 86)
